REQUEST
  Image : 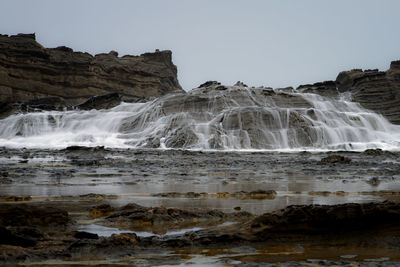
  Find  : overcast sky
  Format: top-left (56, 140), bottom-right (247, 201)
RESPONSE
top-left (1, 0), bottom-right (399, 90)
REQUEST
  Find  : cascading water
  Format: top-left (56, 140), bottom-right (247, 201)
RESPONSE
top-left (1, 85), bottom-right (400, 151)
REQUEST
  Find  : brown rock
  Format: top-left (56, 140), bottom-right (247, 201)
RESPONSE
top-left (89, 204), bottom-right (115, 218)
top-left (296, 80), bottom-right (338, 98)
top-left (0, 204), bottom-right (69, 226)
top-left (249, 201), bottom-right (400, 236)
top-left (335, 62), bottom-right (400, 124)
top-left (75, 92), bottom-right (122, 110)
top-left (103, 203), bottom-right (251, 232)
top-left (73, 231), bottom-right (99, 240)
top-left (0, 33), bottom-right (183, 108)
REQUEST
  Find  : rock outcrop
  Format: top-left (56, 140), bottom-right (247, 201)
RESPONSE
top-left (0, 201), bottom-right (399, 263)
top-left (75, 92), bottom-right (122, 110)
top-left (97, 203), bottom-right (251, 234)
top-left (0, 33), bottom-right (183, 108)
top-left (0, 203), bottom-right (69, 226)
top-left (336, 62), bottom-right (400, 124)
top-left (141, 201), bottom-right (400, 247)
top-left (118, 84), bottom-right (316, 149)
top-left (297, 80), bottom-right (338, 98)
top-left (297, 61), bottom-right (400, 124)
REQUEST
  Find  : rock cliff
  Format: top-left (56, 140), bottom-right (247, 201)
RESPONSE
top-left (0, 33), bottom-right (183, 107)
top-left (298, 60), bottom-right (400, 124)
top-left (336, 61), bottom-right (400, 124)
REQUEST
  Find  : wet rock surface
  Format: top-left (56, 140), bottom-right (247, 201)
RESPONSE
top-left (0, 200), bottom-right (399, 264)
top-left (2, 77), bottom-right (399, 150)
top-left (0, 203), bottom-right (69, 226)
top-left (152, 190), bottom-right (277, 199)
top-left (99, 203), bottom-right (252, 233)
top-left (248, 201), bottom-right (400, 235)
top-left (117, 84), bottom-right (342, 149)
top-left (321, 155), bottom-right (352, 163)
top-left (75, 92), bottom-right (122, 110)
top-left (0, 148), bottom-right (399, 265)
top-left (298, 60), bottom-right (400, 125)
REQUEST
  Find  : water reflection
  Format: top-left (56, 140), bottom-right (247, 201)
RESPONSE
top-left (1, 149), bottom-right (400, 214)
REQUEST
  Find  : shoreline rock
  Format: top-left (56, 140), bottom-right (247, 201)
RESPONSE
top-left (297, 60), bottom-right (400, 124)
top-left (0, 201), bottom-right (399, 263)
top-left (0, 33), bottom-right (183, 115)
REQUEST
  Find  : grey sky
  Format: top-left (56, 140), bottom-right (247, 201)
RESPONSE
top-left (1, 0), bottom-right (399, 90)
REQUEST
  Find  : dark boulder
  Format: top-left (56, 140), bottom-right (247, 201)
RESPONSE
top-left (321, 155), bottom-right (351, 163)
top-left (198, 81), bottom-right (221, 88)
top-left (75, 93), bottom-right (122, 110)
top-left (297, 80), bottom-right (338, 98)
top-left (73, 231), bottom-right (99, 240)
top-left (0, 226), bottom-right (43, 247)
top-left (0, 204), bottom-right (69, 226)
top-left (249, 201), bottom-right (400, 236)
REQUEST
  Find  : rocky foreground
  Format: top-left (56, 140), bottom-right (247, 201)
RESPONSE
top-left (0, 201), bottom-right (399, 265)
top-left (0, 147), bottom-right (399, 265)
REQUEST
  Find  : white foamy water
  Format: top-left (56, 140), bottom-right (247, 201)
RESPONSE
top-left (1, 87), bottom-right (400, 151)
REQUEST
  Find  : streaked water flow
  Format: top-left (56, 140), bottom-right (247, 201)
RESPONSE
top-left (1, 86), bottom-right (400, 150)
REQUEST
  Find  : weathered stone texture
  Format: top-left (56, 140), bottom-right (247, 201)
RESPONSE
top-left (0, 33), bottom-right (183, 106)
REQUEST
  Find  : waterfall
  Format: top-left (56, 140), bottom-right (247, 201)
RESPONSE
top-left (1, 86), bottom-right (400, 151)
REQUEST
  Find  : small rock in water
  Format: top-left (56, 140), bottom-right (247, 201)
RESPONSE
top-left (367, 177), bottom-right (380, 186)
top-left (248, 190), bottom-right (277, 199)
top-left (321, 155), bottom-right (351, 163)
top-left (73, 231), bottom-right (99, 240)
top-left (340, 254), bottom-right (357, 259)
top-left (364, 148), bottom-right (384, 155)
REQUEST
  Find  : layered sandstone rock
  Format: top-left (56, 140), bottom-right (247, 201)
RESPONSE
top-left (336, 61), bottom-right (400, 124)
top-left (297, 61), bottom-right (400, 124)
top-left (0, 33), bottom-right (183, 107)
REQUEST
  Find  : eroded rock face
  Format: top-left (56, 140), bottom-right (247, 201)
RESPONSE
top-left (298, 61), bottom-right (400, 124)
top-left (0, 33), bottom-right (183, 108)
top-left (116, 82), bottom-right (397, 150)
top-left (75, 92), bottom-right (122, 110)
top-left (118, 84), bottom-right (321, 149)
top-left (297, 80), bottom-right (338, 98)
top-left (335, 63), bottom-right (400, 124)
